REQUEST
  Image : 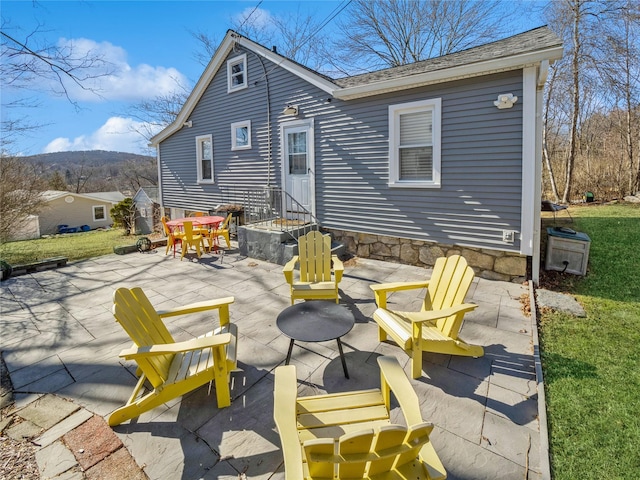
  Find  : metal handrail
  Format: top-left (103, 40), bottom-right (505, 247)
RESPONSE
top-left (242, 186), bottom-right (318, 241)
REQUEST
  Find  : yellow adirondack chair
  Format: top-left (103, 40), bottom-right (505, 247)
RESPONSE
top-left (283, 231), bottom-right (344, 305)
top-left (109, 287), bottom-right (238, 426)
top-left (273, 355), bottom-right (446, 480)
top-left (370, 255), bottom-right (483, 379)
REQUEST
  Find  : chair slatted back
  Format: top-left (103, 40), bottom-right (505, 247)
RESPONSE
top-left (161, 216), bottom-right (172, 236)
top-left (422, 255), bottom-right (475, 335)
top-left (182, 220), bottom-right (196, 239)
top-left (219, 213), bottom-right (232, 230)
top-left (303, 423), bottom-right (434, 479)
top-left (113, 287), bottom-right (175, 388)
top-left (299, 231), bottom-right (332, 283)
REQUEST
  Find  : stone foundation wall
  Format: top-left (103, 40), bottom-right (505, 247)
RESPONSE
top-left (326, 229), bottom-right (528, 283)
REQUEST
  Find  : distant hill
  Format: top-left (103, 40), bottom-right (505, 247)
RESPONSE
top-left (22, 150), bottom-right (157, 195)
top-left (25, 150), bottom-right (154, 166)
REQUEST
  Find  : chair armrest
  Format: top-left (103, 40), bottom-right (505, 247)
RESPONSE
top-left (274, 365), bottom-right (304, 479)
top-left (370, 281), bottom-right (430, 293)
top-left (157, 296), bottom-right (235, 318)
top-left (282, 256), bottom-right (299, 285)
top-left (406, 303), bottom-right (478, 323)
top-left (370, 281), bottom-right (430, 308)
top-left (119, 333), bottom-right (232, 360)
top-left (331, 255), bottom-right (344, 283)
top-left (377, 356), bottom-right (423, 426)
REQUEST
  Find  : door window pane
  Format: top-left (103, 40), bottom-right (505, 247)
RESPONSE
top-left (288, 132), bottom-right (307, 174)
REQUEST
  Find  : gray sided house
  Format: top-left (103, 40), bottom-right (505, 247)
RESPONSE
top-left (39, 190), bottom-right (126, 235)
top-left (151, 28), bottom-right (563, 284)
top-left (133, 186), bottom-right (160, 234)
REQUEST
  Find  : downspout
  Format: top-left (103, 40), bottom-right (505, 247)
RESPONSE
top-left (533, 61), bottom-right (549, 286)
top-left (249, 51), bottom-right (272, 186)
top-left (155, 146), bottom-right (164, 215)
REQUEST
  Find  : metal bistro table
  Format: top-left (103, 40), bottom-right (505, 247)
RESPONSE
top-left (276, 301), bottom-right (355, 378)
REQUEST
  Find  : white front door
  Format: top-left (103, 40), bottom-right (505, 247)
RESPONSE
top-left (282, 120), bottom-right (314, 216)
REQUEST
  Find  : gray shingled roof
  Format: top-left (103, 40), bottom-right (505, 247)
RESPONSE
top-left (334, 26), bottom-right (562, 88)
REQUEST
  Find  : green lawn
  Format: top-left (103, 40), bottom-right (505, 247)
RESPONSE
top-left (539, 203), bottom-right (640, 479)
top-left (0, 228), bottom-right (153, 265)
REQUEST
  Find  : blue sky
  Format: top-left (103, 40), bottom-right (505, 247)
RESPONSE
top-left (2, 0), bottom-right (545, 157)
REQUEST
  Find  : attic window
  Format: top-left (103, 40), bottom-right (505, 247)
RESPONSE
top-left (388, 98), bottom-right (441, 188)
top-left (227, 54), bottom-right (247, 93)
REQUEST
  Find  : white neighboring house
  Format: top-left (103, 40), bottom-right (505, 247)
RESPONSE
top-left (11, 191), bottom-right (126, 239)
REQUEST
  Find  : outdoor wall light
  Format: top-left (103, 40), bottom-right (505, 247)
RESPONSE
top-left (282, 105), bottom-right (299, 116)
top-left (494, 93), bottom-right (518, 109)
top-left (183, 120), bottom-right (193, 128)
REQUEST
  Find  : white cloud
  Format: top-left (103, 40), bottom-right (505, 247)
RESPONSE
top-left (235, 7), bottom-right (273, 29)
top-left (43, 117), bottom-right (159, 154)
top-left (57, 38), bottom-right (189, 102)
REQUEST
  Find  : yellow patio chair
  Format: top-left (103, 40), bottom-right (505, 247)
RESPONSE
top-left (283, 230), bottom-right (344, 305)
top-left (161, 216), bottom-right (183, 257)
top-left (188, 211), bottom-right (210, 235)
top-left (273, 355), bottom-right (446, 480)
top-left (180, 220), bottom-right (206, 260)
top-left (109, 287), bottom-right (238, 426)
top-left (370, 255), bottom-right (483, 379)
top-left (208, 213), bottom-right (232, 250)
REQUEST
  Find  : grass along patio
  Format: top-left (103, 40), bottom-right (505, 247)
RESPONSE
top-left (539, 202), bottom-right (640, 479)
top-left (0, 228), bottom-right (154, 266)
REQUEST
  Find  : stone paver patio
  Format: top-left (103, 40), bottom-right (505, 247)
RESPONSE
top-left (1, 245), bottom-right (546, 479)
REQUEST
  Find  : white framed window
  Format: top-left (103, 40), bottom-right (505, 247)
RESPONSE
top-left (196, 134), bottom-right (214, 183)
top-left (388, 98), bottom-right (441, 188)
top-left (93, 205), bottom-right (106, 221)
top-left (231, 120), bottom-right (251, 150)
top-left (227, 54), bottom-right (247, 93)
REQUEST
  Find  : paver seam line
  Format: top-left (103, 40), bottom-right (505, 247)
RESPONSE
top-left (529, 280), bottom-right (551, 480)
top-left (442, 425), bottom-right (540, 474)
top-left (59, 354), bottom-right (78, 385)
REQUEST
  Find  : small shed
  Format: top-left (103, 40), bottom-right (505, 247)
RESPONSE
top-left (133, 186), bottom-right (160, 234)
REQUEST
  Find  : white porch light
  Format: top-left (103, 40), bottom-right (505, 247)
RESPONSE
top-left (282, 105), bottom-right (299, 116)
top-left (494, 93), bottom-right (518, 109)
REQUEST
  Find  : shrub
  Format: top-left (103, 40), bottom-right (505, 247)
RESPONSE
top-left (110, 198), bottom-right (136, 234)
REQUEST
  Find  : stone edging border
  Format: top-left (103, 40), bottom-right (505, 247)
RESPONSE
top-left (530, 281), bottom-right (551, 480)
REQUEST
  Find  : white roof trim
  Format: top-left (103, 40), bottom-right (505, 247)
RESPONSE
top-left (150, 31), bottom-right (338, 146)
top-left (333, 46), bottom-right (563, 100)
top-left (233, 36), bottom-right (338, 95)
top-left (42, 191), bottom-right (124, 204)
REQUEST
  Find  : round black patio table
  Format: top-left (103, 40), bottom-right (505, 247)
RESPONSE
top-left (276, 301), bottom-right (355, 378)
